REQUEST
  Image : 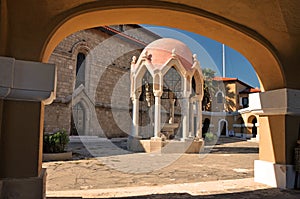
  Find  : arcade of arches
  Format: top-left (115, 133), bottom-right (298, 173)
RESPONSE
top-left (0, 0), bottom-right (300, 197)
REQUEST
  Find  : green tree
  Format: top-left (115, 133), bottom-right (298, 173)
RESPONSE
top-left (202, 68), bottom-right (217, 111)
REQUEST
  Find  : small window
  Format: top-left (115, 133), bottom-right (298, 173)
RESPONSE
top-left (217, 92), bottom-right (223, 103)
top-left (242, 97), bottom-right (249, 108)
top-left (75, 52), bottom-right (86, 88)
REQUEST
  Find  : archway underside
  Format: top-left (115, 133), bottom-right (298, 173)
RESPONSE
top-left (38, 7), bottom-right (285, 91)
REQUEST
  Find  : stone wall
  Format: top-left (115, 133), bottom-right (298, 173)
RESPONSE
top-left (44, 102), bottom-right (71, 133)
top-left (44, 25), bottom-right (160, 137)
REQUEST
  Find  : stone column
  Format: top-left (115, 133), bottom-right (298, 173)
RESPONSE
top-left (131, 91), bottom-right (141, 137)
top-left (0, 100), bottom-right (44, 175)
top-left (254, 88), bottom-right (300, 189)
top-left (182, 97), bottom-right (190, 140)
top-left (0, 99), bottom-right (3, 146)
top-left (127, 90), bottom-right (143, 152)
top-left (189, 100), bottom-right (195, 137)
top-left (153, 91), bottom-right (162, 138)
top-left (169, 98), bottom-right (175, 124)
top-left (196, 98), bottom-right (203, 138)
top-left (0, 57), bottom-right (56, 198)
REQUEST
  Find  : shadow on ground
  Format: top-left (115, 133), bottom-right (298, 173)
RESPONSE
top-left (62, 137), bottom-right (258, 161)
top-left (215, 136), bottom-right (251, 145)
top-left (47, 188), bottom-right (300, 199)
top-left (209, 146), bottom-right (259, 154)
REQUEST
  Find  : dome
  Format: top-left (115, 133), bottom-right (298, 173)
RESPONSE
top-left (140, 38), bottom-right (194, 71)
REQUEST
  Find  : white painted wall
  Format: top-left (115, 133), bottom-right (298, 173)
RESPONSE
top-left (248, 93), bottom-right (262, 110)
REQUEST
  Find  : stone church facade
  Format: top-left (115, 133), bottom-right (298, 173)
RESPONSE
top-left (44, 25), bottom-right (161, 138)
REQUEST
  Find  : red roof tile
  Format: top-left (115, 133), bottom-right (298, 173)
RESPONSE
top-left (239, 87), bottom-right (261, 94)
top-left (136, 38), bottom-right (194, 71)
top-left (213, 77), bottom-right (238, 81)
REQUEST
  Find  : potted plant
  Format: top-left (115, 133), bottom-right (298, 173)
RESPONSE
top-left (43, 129), bottom-right (72, 161)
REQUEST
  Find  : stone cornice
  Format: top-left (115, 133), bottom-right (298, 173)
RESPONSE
top-left (0, 56), bottom-right (56, 104)
top-left (258, 88), bottom-right (300, 116)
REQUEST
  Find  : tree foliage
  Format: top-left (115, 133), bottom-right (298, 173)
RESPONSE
top-left (202, 68), bottom-right (217, 111)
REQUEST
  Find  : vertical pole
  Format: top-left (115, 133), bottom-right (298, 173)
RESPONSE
top-left (222, 43), bottom-right (226, 78)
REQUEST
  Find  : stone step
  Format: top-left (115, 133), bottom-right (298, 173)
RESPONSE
top-left (69, 136), bottom-right (108, 143)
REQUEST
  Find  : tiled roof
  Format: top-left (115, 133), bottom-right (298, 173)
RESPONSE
top-left (213, 77), bottom-right (238, 81)
top-left (99, 26), bottom-right (148, 47)
top-left (239, 87), bottom-right (261, 94)
top-left (213, 76), bottom-right (255, 89)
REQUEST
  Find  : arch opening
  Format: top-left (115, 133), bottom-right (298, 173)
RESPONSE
top-left (43, 23), bottom-right (263, 194)
top-left (218, 119), bottom-right (228, 137)
top-left (248, 115), bottom-right (258, 138)
top-left (202, 118), bottom-right (211, 137)
top-left (41, 6), bottom-right (285, 91)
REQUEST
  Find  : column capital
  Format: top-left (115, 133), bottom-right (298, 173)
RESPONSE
top-left (182, 92), bottom-right (191, 98)
top-left (258, 88), bottom-right (300, 116)
top-left (153, 90), bottom-right (163, 97)
top-left (0, 56), bottom-right (56, 104)
top-left (190, 94), bottom-right (201, 102)
top-left (169, 98), bottom-right (176, 104)
top-left (131, 90), bottom-right (142, 100)
top-left (182, 96), bottom-right (190, 103)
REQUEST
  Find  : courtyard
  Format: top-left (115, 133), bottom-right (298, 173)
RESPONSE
top-left (43, 137), bottom-right (300, 198)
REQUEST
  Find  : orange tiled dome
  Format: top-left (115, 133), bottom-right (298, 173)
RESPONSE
top-left (140, 38), bottom-right (194, 71)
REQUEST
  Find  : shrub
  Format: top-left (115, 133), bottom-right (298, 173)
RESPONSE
top-left (43, 129), bottom-right (69, 153)
top-left (205, 132), bottom-right (218, 142)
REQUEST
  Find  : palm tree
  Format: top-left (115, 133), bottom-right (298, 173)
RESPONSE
top-left (202, 68), bottom-right (217, 111)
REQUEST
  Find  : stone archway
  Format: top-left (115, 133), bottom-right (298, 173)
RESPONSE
top-left (202, 118), bottom-right (211, 137)
top-left (72, 93), bottom-right (91, 136)
top-left (2, 2), bottom-right (300, 197)
top-left (35, 7), bottom-right (296, 189)
top-left (247, 115), bottom-right (258, 138)
top-left (71, 102), bottom-right (86, 135)
top-left (39, 3), bottom-right (285, 91)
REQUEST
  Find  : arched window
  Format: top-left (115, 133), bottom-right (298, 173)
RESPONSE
top-left (140, 69), bottom-right (153, 102)
top-left (216, 91), bottom-right (224, 103)
top-left (75, 52), bottom-right (86, 88)
top-left (163, 66), bottom-right (182, 98)
top-left (192, 76), bottom-right (196, 95)
top-left (242, 97), bottom-right (249, 108)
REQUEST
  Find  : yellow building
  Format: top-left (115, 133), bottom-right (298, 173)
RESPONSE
top-left (203, 77), bottom-right (261, 139)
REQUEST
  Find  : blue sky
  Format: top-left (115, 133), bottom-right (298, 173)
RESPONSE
top-left (141, 25), bottom-right (260, 88)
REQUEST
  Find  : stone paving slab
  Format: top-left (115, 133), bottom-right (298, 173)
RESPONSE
top-left (44, 137), bottom-right (300, 198)
top-left (46, 178), bottom-right (269, 198)
top-left (46, 178), bottom-right (300, 198)
top-left (43, 153), bottom-right (258, 191)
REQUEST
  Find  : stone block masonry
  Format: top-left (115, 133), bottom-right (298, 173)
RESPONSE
top-left (44, 26), bottom-right (160, 137)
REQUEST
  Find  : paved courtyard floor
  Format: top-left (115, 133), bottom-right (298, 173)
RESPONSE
top-left (44, 137), bottom-right (300, 198)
